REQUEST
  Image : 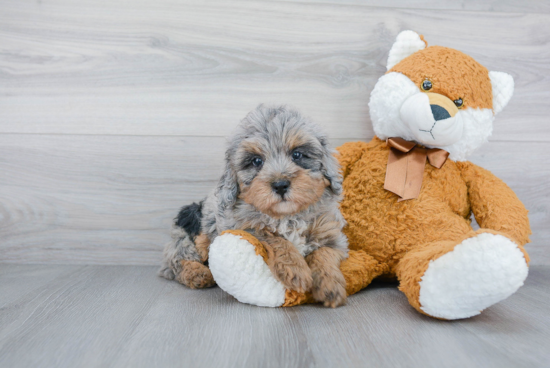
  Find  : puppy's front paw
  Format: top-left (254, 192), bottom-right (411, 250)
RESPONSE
top-left (269, 253), bottom-right (312, 293)
top-left (262, 237), bottom-right (313, 293)
top-left (178, 260), bottom-right (216, 289)
top-left (312, 269), bottom-right (347, 308)
top-left (276, 263), bottom-right (313, 294)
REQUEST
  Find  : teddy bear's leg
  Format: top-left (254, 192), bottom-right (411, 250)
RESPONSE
top-left (396, 230), bottom-right (529, 320)
top-left (340, 250), bottom-right (389, 296)
top-left (208, 230), bottom-right (288, 307)
top-left (209, 229), bottom-right (387, 307)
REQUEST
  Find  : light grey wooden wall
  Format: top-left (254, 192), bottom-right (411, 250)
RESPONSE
top-left (1, 0), bottom-right (548, 265)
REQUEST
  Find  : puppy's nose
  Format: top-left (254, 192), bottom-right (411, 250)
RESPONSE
top-left (271, 180), bottom-right (290, 196)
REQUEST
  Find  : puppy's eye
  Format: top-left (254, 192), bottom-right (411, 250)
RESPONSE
top-left (454, 98), bottom-right (464, 109)
top-left (252, 157), bottom-right (263, 167)
top-left (421, 79), bottom-right (432, 91)
top-left (292, 151), bottom-right (303, 160)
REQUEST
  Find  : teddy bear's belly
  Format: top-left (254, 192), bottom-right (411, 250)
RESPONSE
top-left (341, 164), bottom-right (471, 268)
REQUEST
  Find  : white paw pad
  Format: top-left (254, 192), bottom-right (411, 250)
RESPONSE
top-left (419, 233), bottom-right (528, 319)
top-left (209, 233), bottom-right (285, 307)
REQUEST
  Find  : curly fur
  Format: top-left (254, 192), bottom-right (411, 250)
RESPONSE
top-left (159, 105), bottom-right (348, 306)
top-left (306, 247), bottom-right (347, 308)
top-left (224, 32), bottom-right (530, 318)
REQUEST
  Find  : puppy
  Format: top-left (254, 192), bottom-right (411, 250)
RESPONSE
top-left (159, 105), bottom-right (348, 307)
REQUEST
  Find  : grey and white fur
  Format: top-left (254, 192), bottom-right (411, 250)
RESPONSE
top-left (159, 104), bottom-right (349, 306)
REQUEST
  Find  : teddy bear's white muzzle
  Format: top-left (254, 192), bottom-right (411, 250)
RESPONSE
top-left (400, 92), bottom-right (464, 147)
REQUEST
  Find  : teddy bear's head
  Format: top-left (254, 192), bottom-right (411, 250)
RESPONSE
top-left (369, 30), bottom-right (514, 161)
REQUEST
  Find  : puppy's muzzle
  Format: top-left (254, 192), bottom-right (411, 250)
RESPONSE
top-left (400, 92), bottom-right (463, 147)
top-left (271, 180), bottom-right (290, 196)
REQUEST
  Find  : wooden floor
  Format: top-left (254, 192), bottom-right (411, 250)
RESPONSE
top-left (0, 264), bottom-right (548, 368)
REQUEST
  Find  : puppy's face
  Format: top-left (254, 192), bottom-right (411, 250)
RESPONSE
top-left (229, 109), bottom-right (336, 218)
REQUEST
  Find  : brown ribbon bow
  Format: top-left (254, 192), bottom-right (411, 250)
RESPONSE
top-left (384, 137), bottom-right (449, 201)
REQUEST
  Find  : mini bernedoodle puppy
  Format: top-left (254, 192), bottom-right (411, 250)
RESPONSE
top-left (159, 105), bottom-right (349, 307)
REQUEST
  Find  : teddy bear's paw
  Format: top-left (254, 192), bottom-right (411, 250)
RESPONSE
top-left (209, 232), bottom-right (286, 307)
top-left (418, 233), bottom-right (528, 320)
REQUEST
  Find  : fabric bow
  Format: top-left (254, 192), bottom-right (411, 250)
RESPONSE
top-left (384, 137), bottom-right (449, 201)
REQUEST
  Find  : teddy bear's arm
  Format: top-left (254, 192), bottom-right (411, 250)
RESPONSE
top-left (457, 161), bottom-right (531, 246)
top-left (336, 141), bottom-right (370, 178)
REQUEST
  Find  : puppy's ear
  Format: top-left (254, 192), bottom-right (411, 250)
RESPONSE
top-left (215, 155), bottom-right (239, 215)
top-left (319, 137), bottom-right (343, 195)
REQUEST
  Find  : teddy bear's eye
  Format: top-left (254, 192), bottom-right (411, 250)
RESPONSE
top-left (421, 79), bottom-right (432, 91)
top-left (454, 98), bottom-right (464, 109)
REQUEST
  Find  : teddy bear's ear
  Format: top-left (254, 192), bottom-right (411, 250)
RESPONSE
top-left (489, 71), bottom-right (514, 115)
top-left (386, 30), bottom-right (427, 70)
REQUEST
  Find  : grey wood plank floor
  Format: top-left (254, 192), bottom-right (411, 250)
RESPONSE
top-left (0, 264), bottom-right (549, 368)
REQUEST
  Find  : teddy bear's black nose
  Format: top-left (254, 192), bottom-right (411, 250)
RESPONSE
top-left (272, 180), bottom-right (290, 196)
top-left (431, 105), bottom-right (452, 121)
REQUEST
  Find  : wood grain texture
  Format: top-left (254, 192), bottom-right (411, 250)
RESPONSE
top-left (0, 0), bottom-right (548, 266)
top-left (277, 0), bottom-right (550, 13)
top-left (0, 135), bottom-right (548, 265)
top-left (0, 0), bottom-right (549, 141)
top-left (0, 264), bottom-right (549, 368)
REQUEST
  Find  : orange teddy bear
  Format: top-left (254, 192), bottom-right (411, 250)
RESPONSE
top-left (208, 31), bottom-right (531, 320)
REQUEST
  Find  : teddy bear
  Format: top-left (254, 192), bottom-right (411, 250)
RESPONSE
top-left (207, 31), bottom-right (531, 320)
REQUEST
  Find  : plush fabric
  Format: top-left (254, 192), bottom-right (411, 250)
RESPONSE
top-left (209, 137), bottom-right (531, 317)
top-left (208, 31), bottom-right (531, 319)
top-left (389, 46), bottom-right (493, 110)
top-left (489, 71), bottom-right (515, 114)
top-left (386, 30), bottom-right (427, 70)
top-left (209, 231), bottom-right (286, 307)
top-left (414, 231), bottom-right (529, 319)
